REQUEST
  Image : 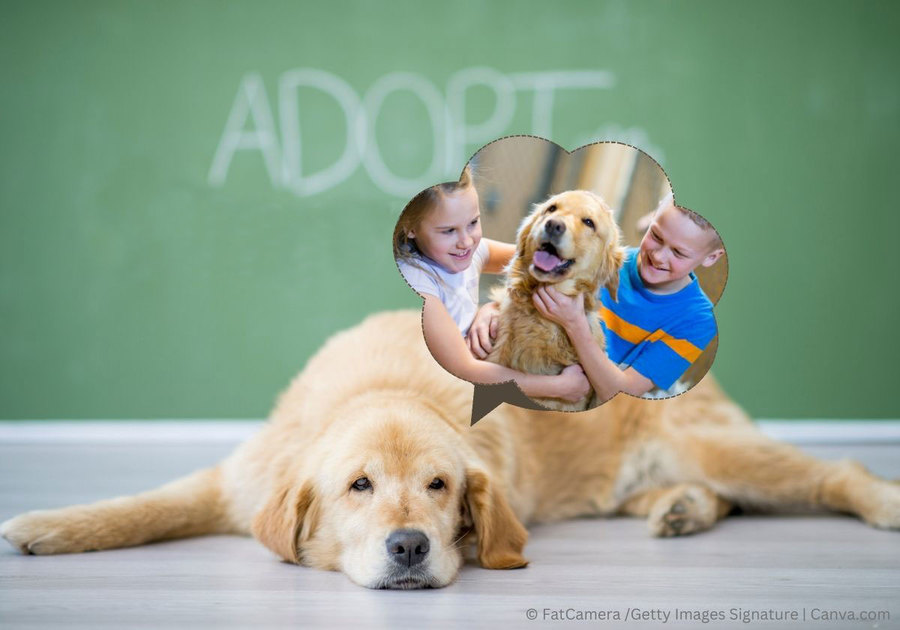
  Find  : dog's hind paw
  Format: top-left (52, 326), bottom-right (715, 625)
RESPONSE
top-left (647, 485), bottom-right (721, 538)
top-left (860, 481), bottom-right (900, 530)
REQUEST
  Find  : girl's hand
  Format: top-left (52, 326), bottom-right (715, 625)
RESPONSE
top-left (553, 364), bottom-right (591, 403)
top-left (533, 286), bottom-right (586, 332)
top-left (467, 302), bottom-right (500, 359)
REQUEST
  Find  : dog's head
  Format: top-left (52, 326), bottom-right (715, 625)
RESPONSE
top-left (251, 393), bottom-right (527, 589)
top-left (510, 190), bottom-right (624, 300)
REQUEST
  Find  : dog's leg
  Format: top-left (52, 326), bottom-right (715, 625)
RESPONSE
top-left (1, 467), bottom-right (232, 555)
top-left (619, 484), bottom-right (732, 537)
top-left (815, 459), bottom-right (900, 529)
top-left (685, 430), bottom-right (900, 529)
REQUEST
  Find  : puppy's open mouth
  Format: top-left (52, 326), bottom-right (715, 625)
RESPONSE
top-left (532, 243), bottom-right (574, 276)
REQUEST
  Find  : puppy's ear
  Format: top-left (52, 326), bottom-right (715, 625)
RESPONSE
top-left (251, 480), bottom-right (317, 564)
top-left (602, 245), bottom-right (625, 302)
top-left (515, 203), bottom-right (543, 257)
top-left (465, 467), bottom-right (528, 569)
top-left (506, 203), bottom-right (546, 298)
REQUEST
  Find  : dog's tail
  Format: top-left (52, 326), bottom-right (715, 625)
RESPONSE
top-left (1, 467), bottom-right (231, 555)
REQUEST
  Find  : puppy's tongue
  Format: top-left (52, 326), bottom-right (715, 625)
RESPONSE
top-left (533, 249), bottom-right (562, 272)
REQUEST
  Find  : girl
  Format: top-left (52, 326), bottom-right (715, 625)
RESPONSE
top-left (394, 168), bottom-right (589, 404)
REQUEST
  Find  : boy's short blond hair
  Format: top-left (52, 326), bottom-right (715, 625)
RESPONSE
top-left (657, 193), bottom-right (724, 251)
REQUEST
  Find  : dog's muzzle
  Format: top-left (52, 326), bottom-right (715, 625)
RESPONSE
top-left (378, 528), bottom-right (435, 589)
top-left (544, 218), bottom-right (565, 238)
top-left (532, 240), bottom-right (574, 276)
top-left (385, 528), bottom-right (430, 568)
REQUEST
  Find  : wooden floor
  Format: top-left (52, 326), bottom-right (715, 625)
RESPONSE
top-left (1, 433), bottom-right (899, 629)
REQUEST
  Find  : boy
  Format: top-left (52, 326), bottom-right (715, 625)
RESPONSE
top-left (531, 194), bottom-right (724, 401)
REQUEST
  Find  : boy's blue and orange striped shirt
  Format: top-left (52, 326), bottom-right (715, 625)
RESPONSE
top-left (597, 248), bottom-right (716, 390)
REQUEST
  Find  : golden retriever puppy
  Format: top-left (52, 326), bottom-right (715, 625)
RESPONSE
top-left (2, 311), bottom-right (899, 590)
top-left (487, 190), bottom-right (625, 411)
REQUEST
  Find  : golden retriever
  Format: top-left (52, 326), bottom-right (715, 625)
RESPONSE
top-left (487, 190), bottom-right (624, 411)
top-left (2, 311), bottom-right (899, 590)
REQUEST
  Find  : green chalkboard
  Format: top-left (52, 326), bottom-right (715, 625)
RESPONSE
top-left (1, 1), bottom-right (898, 419)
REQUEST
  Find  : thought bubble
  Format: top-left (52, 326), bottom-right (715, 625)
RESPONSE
top-left (393, 136), bottom-right (727, 425)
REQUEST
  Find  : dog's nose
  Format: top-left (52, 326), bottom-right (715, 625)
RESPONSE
top-left (385, 529), bottom-right (430, 567)
top-left (544, 219), bottom-right (565, 237)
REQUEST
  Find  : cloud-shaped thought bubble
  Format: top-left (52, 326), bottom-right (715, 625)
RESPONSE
top-left (393, 137), bottom-right (727, 425)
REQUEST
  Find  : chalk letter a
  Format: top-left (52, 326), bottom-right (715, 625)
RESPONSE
top-left (208, 73), bottom-right (281, 187)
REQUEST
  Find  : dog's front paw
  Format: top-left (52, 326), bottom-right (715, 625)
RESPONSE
top-left (647, 485), bottom-right (720, 538)
top-left (1, 510), bottom-right (81, 555)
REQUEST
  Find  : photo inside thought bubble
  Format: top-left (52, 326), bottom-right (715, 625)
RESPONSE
top-left (394, 137), bottom-right (727, 418)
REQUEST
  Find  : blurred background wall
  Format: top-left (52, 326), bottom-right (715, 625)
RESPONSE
top-left (1, 0), bottom-right (897, 420)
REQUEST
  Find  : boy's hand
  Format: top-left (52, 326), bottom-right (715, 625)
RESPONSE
top-left (554, 364), bottom-right (591, 402)
top-left (467, 302), bottom-right (500, 359)
top-left (533, 286), bottom-right (586, 333)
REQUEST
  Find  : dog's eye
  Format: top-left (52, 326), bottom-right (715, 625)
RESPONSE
top-left (429, 478), bottom-right (445, 490)
top-left (545, 204), bottom-right (557, 213)
top-left (351, 477), bottom-right (372, 491)
top-left (582, 218), bottom-right (595, 229)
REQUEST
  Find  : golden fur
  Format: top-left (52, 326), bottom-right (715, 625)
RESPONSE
top-left (487, 190), bottom-right (625, 411)
top-left (2, 311), bottom-right (899, 589)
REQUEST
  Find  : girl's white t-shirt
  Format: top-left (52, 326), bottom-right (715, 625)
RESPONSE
top-left (396, 239), bottom-right (490, 335)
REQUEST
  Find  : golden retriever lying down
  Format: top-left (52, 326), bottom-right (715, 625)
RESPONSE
top-left (3, 311), bottom-right (899, 589)
top-left (487, 190), bottom-right (624, 411)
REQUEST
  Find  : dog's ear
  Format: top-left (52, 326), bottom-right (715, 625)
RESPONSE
top-left (582, 193), bottom-right (624, 302)
top-left (601, 245), bottom-right (625, 302)
top-left (251, 479), bottom-right (318, 564)
top-left (505, 202), bottom-right (547, 297)
top-left (465, 467), bottom-right (528, 569)
top-left (515, 202), bottom-right (543, 257)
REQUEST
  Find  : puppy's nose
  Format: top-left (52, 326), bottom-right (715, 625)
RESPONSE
top-left (385, 529), bottom-right (430, 567)
top-left (544, 219), bottom-right (565, 237)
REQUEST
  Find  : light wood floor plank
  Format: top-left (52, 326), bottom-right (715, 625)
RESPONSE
top-left (1, 441), bottom-right (898, 629)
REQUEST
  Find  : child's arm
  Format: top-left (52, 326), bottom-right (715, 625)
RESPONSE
top-left (481, 238), bottom-right (517, 274)
top-left (422, 295), bottom-right (590, 402)
top-left (465, 238), bottom-right (514, 356)
top-left (532, 287), bottom-right (655, 401)
top-left (466, 301), bottom-right (500, 359)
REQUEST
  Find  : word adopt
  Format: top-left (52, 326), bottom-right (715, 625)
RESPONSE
top-left (208, 67), bottom-right (623, 198)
